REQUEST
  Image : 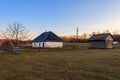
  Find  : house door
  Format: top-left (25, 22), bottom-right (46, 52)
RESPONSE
top-left (43, 42), bottom-right (45, 48)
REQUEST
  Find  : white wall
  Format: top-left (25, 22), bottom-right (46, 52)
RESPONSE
top-left (32, 42), bottom-right (63, 48)
top-left (45, 42), bottom-right (63, 48)
top-left (106, 35), bottom-right (113, 48)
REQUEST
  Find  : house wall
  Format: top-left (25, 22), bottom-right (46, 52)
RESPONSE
top-left (32, 42), bottom-right (63, 48)
top-left (45, 42), bottom-right (63, 48)
top-left (105, 35), bottom-right (113, 48)
top-left (90, 41), bottom-right (106, 48)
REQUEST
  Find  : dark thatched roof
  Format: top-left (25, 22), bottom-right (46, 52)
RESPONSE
top-left (89, 33), bottom-right (113, 41)
top-left (32, 31), bottom-right (63, 42)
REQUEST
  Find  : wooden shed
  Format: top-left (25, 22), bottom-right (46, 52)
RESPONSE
top-left (89, 33), bottom-right (113, 49)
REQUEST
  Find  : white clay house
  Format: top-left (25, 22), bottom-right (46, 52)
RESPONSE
top-left (32, 31), bottom-right (63, 48)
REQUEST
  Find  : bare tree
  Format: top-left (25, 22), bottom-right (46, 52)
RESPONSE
top-left (1, 22), bottom-right (29, 45)
top-left (112, 30), bottom-right (120, 35)
top-left (103, 30), bottom-right (110, 33)
top-left (80, 33), bottom-right (88, 39)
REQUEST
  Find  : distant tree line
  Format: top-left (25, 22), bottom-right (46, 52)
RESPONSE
top-left (0, 21), bottom-right (30, 48)
top-left (61, 29), bottom-right (120, 43)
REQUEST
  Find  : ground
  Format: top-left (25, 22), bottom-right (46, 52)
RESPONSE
top-left (0, 43), bottom-right (120, 80)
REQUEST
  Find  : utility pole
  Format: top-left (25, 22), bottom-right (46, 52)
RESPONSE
top-left (75, 27), bottom-right (79, 49)
top-left (76, 27), bottom-right (78, 43)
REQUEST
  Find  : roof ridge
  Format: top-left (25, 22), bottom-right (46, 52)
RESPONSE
top-left (32, 31), bottom-right (63, 42)
top-left (89, 33), bottom-right (113, 41)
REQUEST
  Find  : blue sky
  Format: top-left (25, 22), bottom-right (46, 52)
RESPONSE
top-left (0, 0), bottom-right (120, 38)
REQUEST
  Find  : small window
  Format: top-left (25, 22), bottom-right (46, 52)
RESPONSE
top-left (39, 43), bottom-right (41, 46)
top-left (34, 43), bottom-right (36, 46)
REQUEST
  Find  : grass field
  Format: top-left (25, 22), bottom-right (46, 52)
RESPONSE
top-left (0, 43), bottom-right (120, 80)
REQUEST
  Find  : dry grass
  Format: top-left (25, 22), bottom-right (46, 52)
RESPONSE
top-left (0, 43), bottom-right (120, 80)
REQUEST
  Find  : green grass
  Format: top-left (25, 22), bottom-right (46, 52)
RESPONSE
top-left (0, 43), bottom-right (120, 80)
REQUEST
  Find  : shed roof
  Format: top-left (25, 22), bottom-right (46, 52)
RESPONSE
top-left (32, 31), bottom-right (63, 42)
top-left (89, 33), bottom-right (113, 41)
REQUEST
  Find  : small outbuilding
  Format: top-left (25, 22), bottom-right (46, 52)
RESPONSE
top-left (89, 33), bottom-right (113, 49)
top-left (32, 31), bottom-right (63, 48)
